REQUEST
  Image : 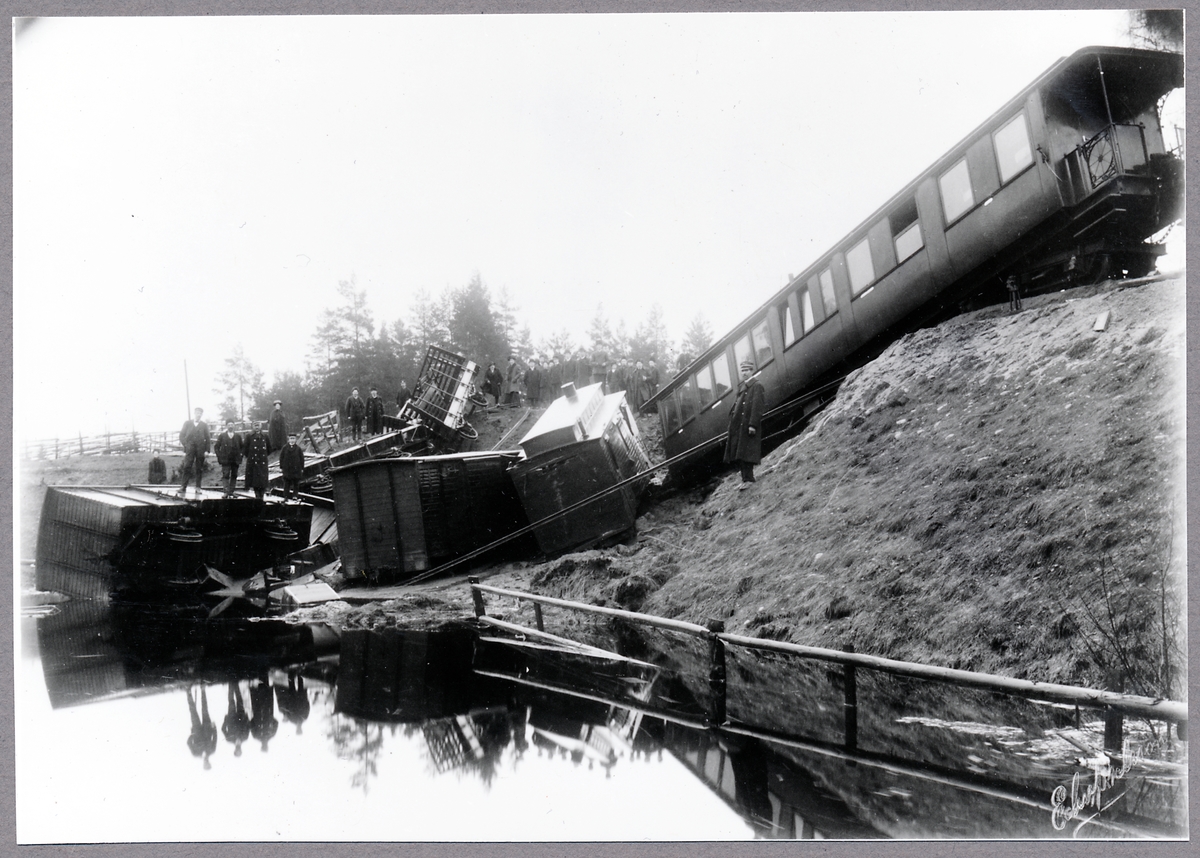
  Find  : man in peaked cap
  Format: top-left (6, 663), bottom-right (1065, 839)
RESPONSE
top-left (725, 360), bottom-right (765, 489)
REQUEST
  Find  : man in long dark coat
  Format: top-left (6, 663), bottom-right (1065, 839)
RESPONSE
top-left (243, 422), bottom-right (271, 500)
top-left (177, 407), bottom-right (210, 497)
top-left (213, 423), bottom-right (244, 497)
top-left (365, 386), bottom-right (385, 436)
top-left (396, 380), bottom-right (412, 414)
top-left (267, 401), bottom-right (288, 453)
top-left (725, 361), bottom-right (765, 487)
top-left (525, 361), bottom-right (544, 408)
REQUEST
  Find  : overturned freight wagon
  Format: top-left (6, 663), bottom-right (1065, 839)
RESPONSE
top-left (388, 346), bottom-right (482, 454)
top-left (508, 382), bottom-right (653, 556)
top-left (35, 485), bottom-right (313, 600)
top-left (330, 451), bottom-right (530, 583)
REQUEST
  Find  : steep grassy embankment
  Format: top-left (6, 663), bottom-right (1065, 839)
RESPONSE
top-left (529, 275), bottom-right (1186, 698)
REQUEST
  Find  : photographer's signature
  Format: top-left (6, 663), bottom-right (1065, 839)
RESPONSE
top-left (1050, 737), bottom-right (1163, 833)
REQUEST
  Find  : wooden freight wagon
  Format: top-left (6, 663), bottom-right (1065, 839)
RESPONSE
top-left (330, 451), bottom-right (529, 582)
top-left (398, 345), bottom-right (482, 453)
top-left (508, 382), bottom-right (653, 556)
top-left (35, 485), bottom-right (313, 600)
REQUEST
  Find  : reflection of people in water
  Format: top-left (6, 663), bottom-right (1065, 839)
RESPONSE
top-left (249, 680), bottom-right (279, 752)
top-left (274, 672), bottom-right (311, 736)
top-left (721, 735), bottom-right (773, 834)
top-left (222, 682), bottom-right (251, 757)
top-left (186, 684), bottom-right (218, 770)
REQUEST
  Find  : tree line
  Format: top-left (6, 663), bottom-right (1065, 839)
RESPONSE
top-left (213, 274), bottom-right (719, 425)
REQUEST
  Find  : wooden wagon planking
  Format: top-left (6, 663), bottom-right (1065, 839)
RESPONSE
top-left (330, 451), bottom-right (529, 580)
top-left (508, 382), bottom-right (653, 556)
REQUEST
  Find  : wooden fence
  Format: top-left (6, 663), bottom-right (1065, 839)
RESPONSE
top-left (468, 580), bottom-right (1187, 754)
top-left (22, 431), bottom-right (181, 461)
top-left (23, 414), bottom-right (343, 461)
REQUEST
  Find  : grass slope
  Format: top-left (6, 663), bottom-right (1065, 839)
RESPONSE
top-left (530, 276), bottom-right (1186, 699)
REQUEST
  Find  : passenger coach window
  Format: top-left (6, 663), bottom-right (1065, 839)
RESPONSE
top-left (734, 335), bottom-right (754, 372)
top-left (678, 381), bottom-right (698, 425)
top-left (939, 159), bottom-right (974, 223)
top-left (751, 319), bottom-right (773, 366)
top-left (801, 288), bottom-right (815, 334)
top-left (695, 364), bottom-right (715, 408)
top-left (780, 301), bottom-right (797, 347)
top-left (661, 393), bottom-right (680, 435)
top-left (994, 113), bottom-right (1034, 184)
top-left (890, 198), bottom-right (923, 262)
top-left (819, 269), bottom-right (836, 314)
top-left (712, 357), bottom-right (732, 398)
top-left (847, 238), bottom-right (875, 295)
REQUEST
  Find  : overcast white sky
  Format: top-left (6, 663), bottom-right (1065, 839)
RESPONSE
top-left (14, 10), bottom-right (1170, 441)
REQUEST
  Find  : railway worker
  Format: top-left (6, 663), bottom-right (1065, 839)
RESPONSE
top-left (396, 379), bottom-right (412, 414)
top-left (344, 387), bottom-right (366, 442)
top-left (243, 421), bottom-right (271, 500)
top-left (365, 386), bottom-right (386, 436)
top-left (647, 359), bottom-right (661, 398)
top-left (267, 400), bottom-right (288, 452)
top-left (725, 361), bottom-right (766, 488)
top-left (279, 433), bottom-right (305, 500)
top-left (177, 407), bottom-right (211, 498)
top-left (1007, 275), bottom-right (1023, 313)
top-left (147, 449), bottom-right (167, 485)
top-left (213, 423), bottom-right (244, 497)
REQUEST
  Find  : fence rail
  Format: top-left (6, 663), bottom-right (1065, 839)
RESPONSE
top-left (23, 431), bottom-right (181, 460)
top-left (468, 580), bottom-right (1187, 755)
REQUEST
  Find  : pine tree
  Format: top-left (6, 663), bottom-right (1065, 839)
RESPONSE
top-left (214, 344), bottom-right (265, 423)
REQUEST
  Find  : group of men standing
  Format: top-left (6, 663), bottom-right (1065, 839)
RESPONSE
top-left (174, 402), bottom-right (306, 500)
top-left (479, 353), bottom-right (663, 411)
top-left (343, 387), bottom-right (389, 442)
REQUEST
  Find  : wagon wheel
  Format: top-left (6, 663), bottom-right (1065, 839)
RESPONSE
top-left (1080, 253), bottom-right (1111, 285)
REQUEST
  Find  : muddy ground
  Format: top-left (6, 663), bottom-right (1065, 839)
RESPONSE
top-left (20, 274), bottom-right (1187, 699)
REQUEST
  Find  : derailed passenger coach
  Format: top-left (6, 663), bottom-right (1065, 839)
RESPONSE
top-left (646, 46), bottom-right (1184, 475)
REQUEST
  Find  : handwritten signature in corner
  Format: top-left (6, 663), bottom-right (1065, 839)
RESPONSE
top-left (1049, 736), bottom-right (1163, 834)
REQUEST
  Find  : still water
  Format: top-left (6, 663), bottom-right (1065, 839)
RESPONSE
top-left (16, 594), bottom-right (1187, 843)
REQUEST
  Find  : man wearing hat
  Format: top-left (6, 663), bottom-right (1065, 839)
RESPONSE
top-left (268, 400), bottom-right (288, 453)
top-left (725, 361), bottom-right (766, 488)
top-left (243, 421), bottom-right (271, 500)
top-left (213, 422), bottom-right (244, 497)
top-left (365, 386), bottom-right (385, 436)
top-left (177, 407), bottom-right (210, 497)
top-left (279, 433), bottom-right (306, 500)
top-left (344, 387), bottom-right (366, 442)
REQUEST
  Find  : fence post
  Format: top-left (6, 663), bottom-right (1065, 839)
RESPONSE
top-left (707, 619), bottom-right (726, 727)
top-left (843, 643), bottom-right (858, 751)
top-left (1104, 709), bottom-right (1124, 756)
top-left (78, 433), bottom-right (84, 455)
top-left (468, 576), bottom-right (486, 618)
